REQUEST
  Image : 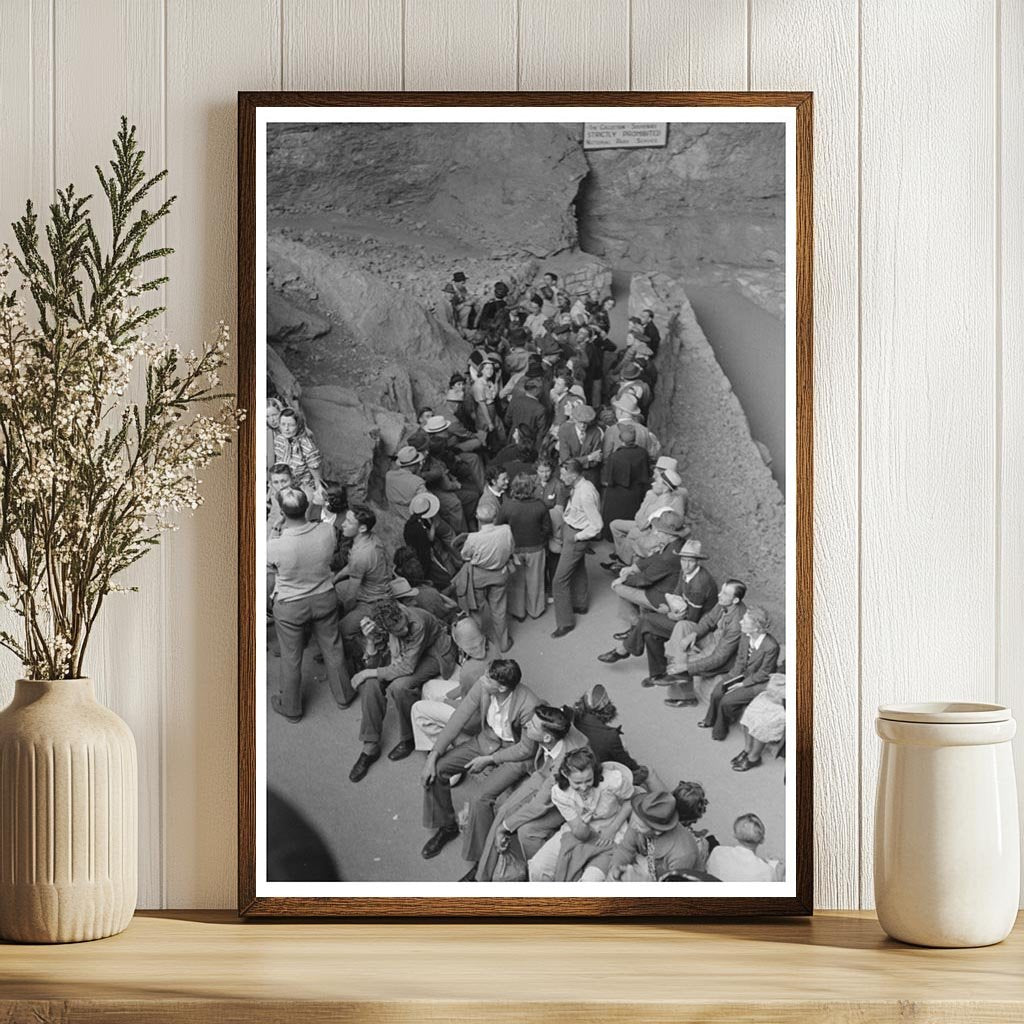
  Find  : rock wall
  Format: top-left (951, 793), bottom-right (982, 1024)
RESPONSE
top-left (580, 123), bottom-right (786, 316)
top-left (633, 272), bottom-right (786, 634)
top-left (268, 122), bottom-right (588, 257)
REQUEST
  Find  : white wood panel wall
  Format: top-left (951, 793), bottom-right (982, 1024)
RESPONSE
top-left (0, 0), bottom-right (1017, 910)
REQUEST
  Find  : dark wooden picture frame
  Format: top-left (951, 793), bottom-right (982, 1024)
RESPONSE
top-left (238, 91), bottom-right (813, 918)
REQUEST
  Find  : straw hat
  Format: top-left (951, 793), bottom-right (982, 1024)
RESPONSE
top-left (409, 492), bottom-right (440, 519)
top-left (423, 415), bottom-right (451, 434)
top-left (677, 539), bottom-right (706, 560)
top-left (570, 404), bottom-right (596, 424)
top-left (388, 577), bottom-right (420, 600)
top-left (396, 446), bottom-right (425, 468)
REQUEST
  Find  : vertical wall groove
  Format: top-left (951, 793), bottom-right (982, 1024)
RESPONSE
top-left (855, 0), bottom-right (864, 908)
top-left (994, 0), bottom-right (1003, 708)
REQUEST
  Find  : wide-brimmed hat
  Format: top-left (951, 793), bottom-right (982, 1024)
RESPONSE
top-left (571, 404), bottom-right (596, 424)
top-left (388, 576), bottom-right (420, 600)
top-left (568, 383), bottom-right (586, 399)
top-left (650, 508), bottom-right (686, 536)
top-left (613, 393), bottom-right (641, 417)
top-left (632, 791), bottom-right (679, 833)
top-left (655, 456), bottom-right (678, 473)
top-left (396, 446), bottom-right (425, 468)
top-left (633, 342), bottom-right (654, 359)
top-left (423, 415), bottom-right (451, 434)
top-left (658, 467), bottom-right (683, 489)
top-left (409, 492), bottom-right (440, 519)
top-left (677, 539), bottom-right (706, 560)
top-left (452, 271), bottom-right (467, 282)
top-left (620, 363), bottom-right (642, 380)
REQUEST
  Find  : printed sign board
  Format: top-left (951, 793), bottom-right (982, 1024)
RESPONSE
top-left (583, 123), bottom-right (668, 150)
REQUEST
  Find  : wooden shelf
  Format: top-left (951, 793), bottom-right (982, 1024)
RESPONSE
top-left (2, 910), bottom-right (1022, 1022)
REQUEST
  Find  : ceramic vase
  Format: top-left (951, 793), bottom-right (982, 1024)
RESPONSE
top-left (0, 678), bottom-right (137, 943)
top-left (874, 702), bottom-right (1019, 948)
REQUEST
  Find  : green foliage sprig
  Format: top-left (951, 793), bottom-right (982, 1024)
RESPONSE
top-left (0, 117), bottom-right (241, 679)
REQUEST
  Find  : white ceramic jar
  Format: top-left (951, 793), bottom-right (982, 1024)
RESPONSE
top-left (874, 702), bottom-right (1019, 947)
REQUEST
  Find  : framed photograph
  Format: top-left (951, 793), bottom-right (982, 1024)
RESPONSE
top-left (238, 91), bottom-right (812, 917)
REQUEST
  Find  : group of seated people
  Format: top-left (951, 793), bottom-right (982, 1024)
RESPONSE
top-left (265, 266), bottom-right (786, 880)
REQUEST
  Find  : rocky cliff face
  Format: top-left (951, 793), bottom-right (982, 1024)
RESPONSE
top-left (579, 123), bottom-right (786, 314)
top-left (268, 122), bottom-right (588, 257)
top-left (633, 271), bottom-right (785, 630)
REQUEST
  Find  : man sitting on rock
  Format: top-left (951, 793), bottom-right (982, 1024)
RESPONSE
top-left (419, 658), bottom-right (540, 862)
top-left (694, 606), bottom-right (780, 737)
top-left (333, 504), bottom-right (393, 641)
top-left (384, 446), bottom-right (427, 523)
top-left (655, 577), bottom-right (748, 699)
top-left (602, 458), bottom-right (686, 570)
top-left (349, 598), bottom-right (456, 782)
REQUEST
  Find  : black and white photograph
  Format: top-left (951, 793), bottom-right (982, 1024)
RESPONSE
top-left (248, 100), bottom-right (805, 910)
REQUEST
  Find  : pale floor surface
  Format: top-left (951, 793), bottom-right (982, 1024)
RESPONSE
top-left (266, 541), bottom-right (787, 883)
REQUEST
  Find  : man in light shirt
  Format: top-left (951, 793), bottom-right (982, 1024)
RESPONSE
top-left (334, 505), bottom-right (392, 641)
top-left (420, 659), bottom-right (541, 863)
top-left (551, 458), bottom-right (603, 638)
top-left (458, 503), bottom-right (515, 652)
top-left (267, 487), bottom-right (355, 721)
top-left (707, 813), bottom-right (784, 882)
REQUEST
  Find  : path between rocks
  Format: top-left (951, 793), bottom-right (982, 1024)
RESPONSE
top-left (266, 539), bottom-right (787, 884)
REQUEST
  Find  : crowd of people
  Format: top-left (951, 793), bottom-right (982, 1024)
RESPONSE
top-left (265, 268), bottom-right (786, 883)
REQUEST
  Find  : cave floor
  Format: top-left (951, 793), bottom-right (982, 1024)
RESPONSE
top-left (266, 538), bottom-right (788, 885)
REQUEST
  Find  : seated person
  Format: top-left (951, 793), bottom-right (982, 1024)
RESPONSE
top-left (604, 791), bottom-right (700, 882)
top-left (734, 673), bottom-right (787, 772)
top-left (420, 659), bottom-right (540, 863)
top-left (528, 748), bottom-right (635, 882)
top-left (693, 607), bottom-right (780, 737)
top-left (472, 705), bottom-right (589, 882)
top-left (706, 813), bottom-right (784, 882)
top-left (571, 684), bottom-right (648, 785)
top-left (410, 617), bottom-right (495, 752)
top-left (348, 599), bottom-right (456, 783)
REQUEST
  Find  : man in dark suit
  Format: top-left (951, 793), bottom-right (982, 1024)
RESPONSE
top-left (420, 659), bottom-right (540, 860)
top-left (653, 577), bottom-right (747, 694)
top-left (698, 607), bottom-right (781, 740)
top-left (505, 375), bottom-right (550, 441)
top-left (557, 404), bottom-right (603, 488)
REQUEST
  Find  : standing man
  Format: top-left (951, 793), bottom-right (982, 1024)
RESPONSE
top-left (349, 599), bottom-right (456, 781)
top-left (557, 404), bottom-right (604, 488)
top-left (267, 487), bottom-right (355, 721)
top-left (476, 464), bottom-right (509, 523)
top-left (457, 503), bottom-right (515, 652)
top-left (551, 458), bottom-right (603, 639)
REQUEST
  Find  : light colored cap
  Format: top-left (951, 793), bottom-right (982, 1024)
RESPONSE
top-left (409, 492), bottom-right (440, 519)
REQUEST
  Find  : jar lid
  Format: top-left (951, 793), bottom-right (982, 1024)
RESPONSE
top-left (877, 702), bottom-right (1010, 724)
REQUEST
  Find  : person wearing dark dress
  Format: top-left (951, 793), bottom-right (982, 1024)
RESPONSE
top-left (600, 423), bottom-right (650, 537)
top-left (571, 684), bottom-right (648, 786)
top-left (496, 472), bottom-right (552, 621)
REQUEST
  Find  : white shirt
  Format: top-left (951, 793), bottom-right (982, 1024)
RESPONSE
top-left (684, 566), bottom-right (701, 583)
top-left (749, 632), bottom-right (766, 652)
top-left (707, 844), bottom-right (782, 882)
top-left (485, 693), bottom-right (515, 742)
top-left (542, 739), bottom-right (565, 765)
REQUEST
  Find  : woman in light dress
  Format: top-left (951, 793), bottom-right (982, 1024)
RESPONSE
top-left (527, 747), bottom-right (634, 882)
top-left (733, 673), bottom-right (786, 772)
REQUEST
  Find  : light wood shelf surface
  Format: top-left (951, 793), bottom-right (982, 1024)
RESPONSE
top-left (2, 910), bottom-right (1023, 1022)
